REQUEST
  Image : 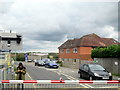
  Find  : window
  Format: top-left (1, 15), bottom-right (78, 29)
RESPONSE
top-left (0, 57), bottom-right (5, 59)
top-left (74, 59), bottom-right (76, 62)
top-left (60, 49), bottom-right (64, 53)
top-left (73, 48), bottom-right (78, 53)
top-left (88, 64), bottom-right (105, 71)
top-left (66, 48), bottom-right (70, 53)
top-left (83, 65), bottom-right (89, 71)
top-left (67, 59), bottom-right (69, 61)
top-left (0, 54), bottom-right (5, 60)
top-left (0, 65), bottom-right (4, 69)
top-left (62, 59), bottom-right (64, 62)
top-left (7, 40), bottom-right (11, 47)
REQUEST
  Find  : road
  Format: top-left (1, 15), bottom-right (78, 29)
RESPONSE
top-left (14, 62), bottom-right (120, 89)
top-left (25, 62), bottom-right (68, 80)
top-left (24, 62), bottom-right (82, 80)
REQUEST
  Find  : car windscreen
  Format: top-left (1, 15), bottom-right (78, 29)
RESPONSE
top-left (38, 60), bottom-right (44, 63)
top-left (49, 61), bottom-right (57, 64)
top-left (88, 64), bottom-right (105, 71)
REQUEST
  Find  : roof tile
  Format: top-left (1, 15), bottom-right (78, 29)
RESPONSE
top-left (58, 33), bottom-right (119, 49)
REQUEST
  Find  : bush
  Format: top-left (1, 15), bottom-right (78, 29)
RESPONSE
top-left (56, 61), bottom-right (63, 67)
top-left (13, 53), bottom-right (25, 61)
top-left (91, 45), bottom-right (120, 58)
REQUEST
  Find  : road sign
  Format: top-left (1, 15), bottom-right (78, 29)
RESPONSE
top-left (24, 53), bottom-right (28, 62)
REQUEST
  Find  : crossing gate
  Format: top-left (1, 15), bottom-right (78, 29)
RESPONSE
top-left (0, 80), bottom-right (120, 90)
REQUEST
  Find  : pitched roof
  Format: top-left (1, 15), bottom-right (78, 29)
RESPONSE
top-left (58, 33), bottom-right (119, 49)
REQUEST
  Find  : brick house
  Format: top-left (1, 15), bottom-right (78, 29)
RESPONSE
top-left (58, 33), bottom-right (119, 69)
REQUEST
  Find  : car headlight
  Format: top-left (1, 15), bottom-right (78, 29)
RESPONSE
top-left (94, 73), bottom-right (100, 77)
top-left (109, 73), bottom-right (112, 76)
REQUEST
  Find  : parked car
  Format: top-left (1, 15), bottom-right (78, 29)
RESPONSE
top-left (27, 59), bottom-right (32, 62)
top-left (37, 60), bottom-right (45, 66)
top-left (35, 59), bottom-right (39, 66)
top-left (45, 61), bottom-right (59, 68)
top-left (34, 59), bottom-right (37, 62)
top-left (78, 64), bottom-right (112, 80)
top-left (42, 59), bottom-right (50, 63)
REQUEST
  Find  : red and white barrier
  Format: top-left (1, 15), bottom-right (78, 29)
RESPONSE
top-left (1, 80), bottom-right (120, 84)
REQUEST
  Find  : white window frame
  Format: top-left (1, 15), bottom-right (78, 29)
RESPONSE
top-left (66, 48), bottom-right (70, 53)
top-left (73, 48), bottom-right (78, 53)
top-left (60, 49), bottom-right (64, 53)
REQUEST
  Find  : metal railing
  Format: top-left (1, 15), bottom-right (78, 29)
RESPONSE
top-left (0, 80), bottom-right (120, 90)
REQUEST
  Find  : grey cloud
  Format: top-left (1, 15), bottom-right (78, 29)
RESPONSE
top-left (34, 31), bottom-right (67, 41)
top-left (0, 1), bottom-right (118, 51)
top-left (0, 0), bottom-right (16, 14)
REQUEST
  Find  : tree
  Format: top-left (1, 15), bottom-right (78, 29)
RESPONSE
top-left (15, 53), bottom-right (25, 61)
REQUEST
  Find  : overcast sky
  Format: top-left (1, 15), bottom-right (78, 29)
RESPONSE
top-left (0, 0), bottom-right (119, 52)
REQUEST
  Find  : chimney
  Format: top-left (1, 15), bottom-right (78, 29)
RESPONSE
top-left (10, 30), bottom-right (12, 33)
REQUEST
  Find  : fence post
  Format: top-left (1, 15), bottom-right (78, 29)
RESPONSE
top-left (22, 84), bottom-right (24, 90)
top-left (1, 83), bottom-right (4, 90)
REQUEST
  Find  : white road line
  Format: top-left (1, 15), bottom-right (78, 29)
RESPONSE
top-left (51, 70), bottom-right (61, 75)
top-left (38, 67), bottom-right (44, 68)
top-left (60, 73), bottom-right (77, 80)
top-left (80, 84), bottom-right (89, 88)
top-left (84, 84), bottom-right (94, 88)
top-left (100, 86), bottom-right (119, 88)
top-left (26, 73), bottom-right (32, 80)
top-left (48, 70), bottom-right (94, 88)
top-left (45, 68), bottom-right (57, 71)
top-left (26, 73), bottom-right (36, 88)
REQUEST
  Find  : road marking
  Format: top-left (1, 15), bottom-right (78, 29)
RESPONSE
top-left (43, 68), bottom-right (94, 88)
top-left (60, 73), bottom-right (77, 80)
top-left (26, 73), bottom-right (36, 88)
top-left (100, 86), bottom-right (119, 88)
top-left (45, 68), bottom-right (58, 71)
top-left (80, 84), bottom-right (89, 88)
top-left (84, 84), bottom-right (94, 88)
top-left (26, 73), bottom-right (32, 80)
top-left (59, 71), bottom-right (62, 72)
top-left (38, 67), bottom-right (44, 69)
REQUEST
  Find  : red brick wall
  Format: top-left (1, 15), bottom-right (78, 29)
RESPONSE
top-left (59, 48), bottom-right (80, 59)
top-left (79, 47), bottom-right (92, 54)
top-left (59, 47), bottom-right (93, 60)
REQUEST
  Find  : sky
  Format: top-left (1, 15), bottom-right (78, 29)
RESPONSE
top-left (0, 0), bottom-right (119, 52)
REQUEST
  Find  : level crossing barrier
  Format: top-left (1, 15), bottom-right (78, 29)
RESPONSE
top-left (0, 80), bottom-right (120, 90)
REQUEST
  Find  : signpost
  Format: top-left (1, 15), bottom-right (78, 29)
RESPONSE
top-left (25, 53), bottom-right (28, 62)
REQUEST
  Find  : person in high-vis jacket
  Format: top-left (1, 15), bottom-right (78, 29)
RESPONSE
top-left (16, 63), bottom-right (26, 80)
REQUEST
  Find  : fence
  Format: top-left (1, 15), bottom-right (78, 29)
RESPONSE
top-left (0, 80), bottom-right (120, 90)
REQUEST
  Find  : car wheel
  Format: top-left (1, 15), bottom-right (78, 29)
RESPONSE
top-left (78, 72), bottom-right (82, 78)
top-left (45, 65), bottom-right (48, 68)
top-left (89, 76), bottom-right (93, 80)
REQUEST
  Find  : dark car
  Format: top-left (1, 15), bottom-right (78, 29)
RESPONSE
top-left (78, 64), bottom-right (112, 80)
top-left (45, 61), bottom-right (59, 68)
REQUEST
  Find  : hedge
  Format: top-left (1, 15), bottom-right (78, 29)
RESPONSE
top-left (91, 45), bottom-right (120, 58)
